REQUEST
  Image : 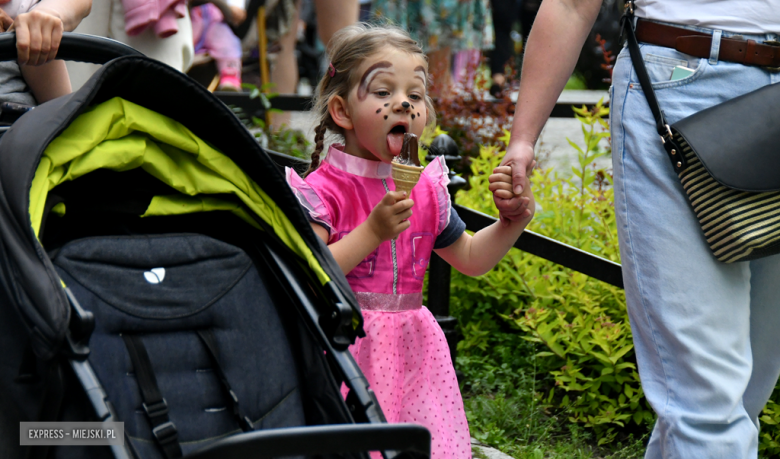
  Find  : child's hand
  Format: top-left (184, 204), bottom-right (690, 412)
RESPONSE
top-left (10, 8), bottom-right (64, 66)
top-left (366, 191), bottom-right (414, 242)
top-left (489, 165), bottom-right (535, 227)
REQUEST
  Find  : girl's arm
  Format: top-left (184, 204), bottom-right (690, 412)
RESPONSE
top-left (312, 191), bottom-right (414, 275)
top-left (435, 168), bottom-right (535, 276)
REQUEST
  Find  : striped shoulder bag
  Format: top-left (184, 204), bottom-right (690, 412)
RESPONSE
top-left (622, 5), bottom-right (780, 263)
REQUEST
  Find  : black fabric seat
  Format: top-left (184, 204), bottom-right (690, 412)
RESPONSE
top-left (52, 234), bottom-right (306, 458)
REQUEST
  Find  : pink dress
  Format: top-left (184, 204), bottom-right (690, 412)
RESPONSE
top-left (286, 145), bottom-right (472, 459)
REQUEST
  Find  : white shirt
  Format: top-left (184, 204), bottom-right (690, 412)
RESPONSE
top-left (636, 0), bottom-right (780, 34)
top-left (0, 0), bottom-right (37, 19)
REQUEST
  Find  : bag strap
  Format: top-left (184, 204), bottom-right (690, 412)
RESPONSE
top-left (122, 334), bottom-right (183, 459)
top-left (195, 329), bottom-right (254, 432)
top-left (620, 1), bottom-right (687, 172)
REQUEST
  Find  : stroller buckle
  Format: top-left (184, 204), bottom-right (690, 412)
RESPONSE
top-left (151, 421), bottom-right (179, 445)
top-left (143, 399), bottom-right (169, 419)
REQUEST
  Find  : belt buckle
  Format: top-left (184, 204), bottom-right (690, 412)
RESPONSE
top-left (764, 39), bottom-right (780, 71)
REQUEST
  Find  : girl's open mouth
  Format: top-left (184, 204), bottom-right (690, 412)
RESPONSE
top-left (387, 124), bottom-right (407, 156)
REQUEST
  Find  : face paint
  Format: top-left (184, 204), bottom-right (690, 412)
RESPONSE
top-left (357, 61), bottom-right (393, 100)
top-left (376, 108), bottom-right (381, 114)
top-left (402, 101), bottom-right (410, 109)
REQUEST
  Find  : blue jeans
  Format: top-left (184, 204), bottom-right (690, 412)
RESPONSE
top-left (610, 22), bottom-right (780, 458)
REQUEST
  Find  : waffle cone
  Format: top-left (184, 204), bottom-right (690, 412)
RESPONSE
top-left (391, 162), bottom-right (424, 195)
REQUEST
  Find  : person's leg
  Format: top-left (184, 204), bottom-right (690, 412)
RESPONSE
top-left (270, 0), bottom-right (301, 129)
top-left (611, 37), bottom-right (773, 458)
top-left (200, 15), bottom-right (244, 91)
top-left (489, 0), bottom-right (513, 92)
top-left (743, 252), bottom-right (780, 424)
top-left (313, 0), bottom-right (358, 46)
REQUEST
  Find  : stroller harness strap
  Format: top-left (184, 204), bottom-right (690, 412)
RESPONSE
top-left (196, 329), bottom-right (254, 433)
top-left (122, 334), bottom-right (184, 459)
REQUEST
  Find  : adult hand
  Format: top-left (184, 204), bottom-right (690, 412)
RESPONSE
top-left (496, 141), bottom-right (536, 222)
top-left (367, 191), bottom-right (414, 242)
top-left (10, 8), bottom-right (64, 66)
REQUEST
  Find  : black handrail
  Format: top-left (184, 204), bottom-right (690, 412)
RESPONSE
top-left (454, 204), bottom-right (624, 288)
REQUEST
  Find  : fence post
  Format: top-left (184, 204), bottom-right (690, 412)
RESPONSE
top-left (426, 134), bottom-right (467, 365)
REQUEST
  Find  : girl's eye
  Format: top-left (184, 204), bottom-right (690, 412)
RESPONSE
top-left (375, 90), bottom-right (390, 97)
top-left (409, 94), bottom-right (422, 101)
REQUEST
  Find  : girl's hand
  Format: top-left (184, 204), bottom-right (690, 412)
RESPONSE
top-left (366, 191), bottom-right (414, 241)
top-left (490, 165), bottom-right (535, 226)
top-left (11, 8), bottom-right (64, 66)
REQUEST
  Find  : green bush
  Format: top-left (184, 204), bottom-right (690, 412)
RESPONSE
top-left (453, 101), bottom-right (653, 446)
top-left (451, 100), bottom-right (780, 454)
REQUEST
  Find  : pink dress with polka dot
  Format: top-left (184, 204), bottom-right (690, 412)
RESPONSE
top-left (286, 145), bottom-right (471, 459)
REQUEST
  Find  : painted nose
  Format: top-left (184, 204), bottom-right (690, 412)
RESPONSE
top-left (401, 101), bottom-right (410, 109)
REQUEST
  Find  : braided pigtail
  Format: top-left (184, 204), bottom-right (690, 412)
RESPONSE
top-left (304, 121), bottom-right (327, 178)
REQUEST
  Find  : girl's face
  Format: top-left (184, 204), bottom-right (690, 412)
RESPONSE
top-left (338, 47), bottom-right (428, 163)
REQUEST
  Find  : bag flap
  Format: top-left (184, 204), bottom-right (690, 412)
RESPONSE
top-left (673, 82), bottom-right (780, 192)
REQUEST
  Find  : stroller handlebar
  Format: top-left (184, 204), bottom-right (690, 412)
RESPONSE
top-left (0, 32), bottom-right (143, 64)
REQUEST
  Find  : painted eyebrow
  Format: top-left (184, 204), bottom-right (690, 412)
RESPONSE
top-left (358, 61), bottom-right (393, 100)
top-left (413, 66), bottom-right (427, 83)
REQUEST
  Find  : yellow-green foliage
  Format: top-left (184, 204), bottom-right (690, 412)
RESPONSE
top-left (454, 102), bottom-right (653, 444)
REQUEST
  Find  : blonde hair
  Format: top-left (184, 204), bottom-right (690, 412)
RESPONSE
top-left (304, 23), bottom-right (435, 177)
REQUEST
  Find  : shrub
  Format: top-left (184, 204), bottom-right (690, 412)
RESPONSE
top-left (453, 100), bottom-right (654, 445)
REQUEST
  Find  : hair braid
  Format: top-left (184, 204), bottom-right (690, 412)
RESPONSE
top-left (304, 122), bottom-right (327, 177)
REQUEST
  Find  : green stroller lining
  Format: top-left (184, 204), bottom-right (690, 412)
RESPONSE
top-left (29, 96), bottom-right (331, 285)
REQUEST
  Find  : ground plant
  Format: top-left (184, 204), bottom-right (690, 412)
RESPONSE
top-left (446, 99), bottom-right (780, 457)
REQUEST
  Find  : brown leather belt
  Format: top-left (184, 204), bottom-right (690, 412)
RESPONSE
top-left (635, 19), bottom-right (780, 69)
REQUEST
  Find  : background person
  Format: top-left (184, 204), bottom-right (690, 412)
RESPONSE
top-left (0, 0), bottom-right (92, 104)
top-left (66, 0), bottom-right (194, 91)
top-left (498, 0), bottom-right (780, 457)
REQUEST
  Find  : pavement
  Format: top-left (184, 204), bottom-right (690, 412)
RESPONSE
top-left (285, 89), bottom-right (612, 173)
top-left (472, 438), bottom-right (515, 459)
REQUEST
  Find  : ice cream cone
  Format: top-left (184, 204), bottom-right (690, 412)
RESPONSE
top-left (391, 162), bottom-right (424, 195)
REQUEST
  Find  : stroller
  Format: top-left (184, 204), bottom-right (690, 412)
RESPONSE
top-left (0, 34), bottom-right (430, 459)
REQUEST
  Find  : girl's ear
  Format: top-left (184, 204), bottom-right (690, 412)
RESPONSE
top-left (328, 95), bottom-right (353, 131)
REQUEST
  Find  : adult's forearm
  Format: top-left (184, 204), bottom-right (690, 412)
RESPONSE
top-left (36, 0), bottom-right (92, 31)
top-left (510, 0), bottom-right (602, 148)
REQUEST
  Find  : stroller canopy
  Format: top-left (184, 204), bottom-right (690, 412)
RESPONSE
top-left (0, 56), bottom-right (359, 360)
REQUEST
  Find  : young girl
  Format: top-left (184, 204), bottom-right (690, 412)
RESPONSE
top-left (286, 23), bottom-right (534, 459)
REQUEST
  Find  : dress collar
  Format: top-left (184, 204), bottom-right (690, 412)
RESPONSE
top-left (323, 144), bottom-right (391, 179)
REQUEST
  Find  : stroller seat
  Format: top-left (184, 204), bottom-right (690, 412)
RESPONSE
top-left (53, 233), bottom-right (305, 458)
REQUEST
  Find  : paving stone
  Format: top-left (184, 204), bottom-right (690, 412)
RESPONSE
top-left (471, 438), bottom-right (515, 459)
